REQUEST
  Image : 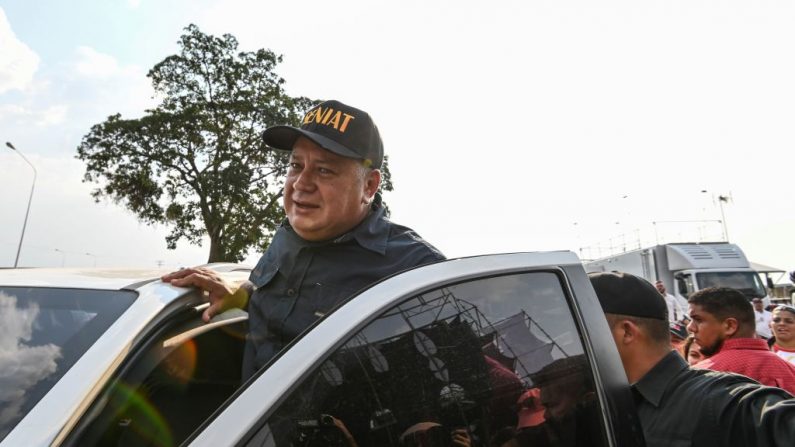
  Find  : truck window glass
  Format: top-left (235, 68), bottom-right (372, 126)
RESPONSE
top-left (676, 274), bottom-right (692, 297)
top-left (695, 271), bottom-right (766, 298)
top-left (249, 272), bottom-right (608, 447)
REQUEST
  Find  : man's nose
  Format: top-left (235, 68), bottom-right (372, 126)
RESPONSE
top-left (292, 170), bottom-right (316, 191)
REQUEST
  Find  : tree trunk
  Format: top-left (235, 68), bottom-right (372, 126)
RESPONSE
top-left (207, 236), bottom-right (225, 263)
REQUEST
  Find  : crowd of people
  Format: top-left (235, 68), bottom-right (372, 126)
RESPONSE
top-left (161, 99), bottom-right (795, 446)
top-left (591, 272), bottom-right (795, 446)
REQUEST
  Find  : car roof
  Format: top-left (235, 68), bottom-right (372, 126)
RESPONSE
top-left (0, 263), bottom-right (252, 290)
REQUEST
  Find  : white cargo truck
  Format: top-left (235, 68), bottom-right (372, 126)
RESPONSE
top-left (584, 242), bottom-right (772, 306)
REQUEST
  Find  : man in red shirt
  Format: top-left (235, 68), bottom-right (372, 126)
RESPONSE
top-left (687, 287), bottom-right (795, 394)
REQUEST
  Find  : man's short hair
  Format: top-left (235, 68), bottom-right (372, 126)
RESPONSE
top-left (688, 287), bottom-right (755, 329)
top-left (605, 313), bottom-right (671, 346)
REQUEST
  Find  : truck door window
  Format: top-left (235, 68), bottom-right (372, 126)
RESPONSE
top-left (248, 272), bottom-right (608, 447)
top-left (676, 274), bottom-right (694, 297)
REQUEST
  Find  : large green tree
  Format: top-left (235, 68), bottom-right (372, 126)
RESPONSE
top-left (77, 24), bottom-right (314, 262)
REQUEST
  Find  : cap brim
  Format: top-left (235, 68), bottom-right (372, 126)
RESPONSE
top-left (262, 126), bottom-right (363, 161)
top-left (516, 388), bottom-right (546, 428)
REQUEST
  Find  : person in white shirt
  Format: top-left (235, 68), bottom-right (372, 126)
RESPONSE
top-left (655, 280), bottom-right (685, 323)
top-left (752, 297), bottom-right (773, 339)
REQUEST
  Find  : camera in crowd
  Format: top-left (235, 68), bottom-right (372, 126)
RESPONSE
top-left (294, 414), bottom-right (347, 447)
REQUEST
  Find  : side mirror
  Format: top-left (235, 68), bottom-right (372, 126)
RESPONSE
top-left (767, 277), bottom-right (775, 289)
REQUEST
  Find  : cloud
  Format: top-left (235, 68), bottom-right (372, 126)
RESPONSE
top-left (0, 8), bottom-right (39, 94)
top-left (74, 46), bottom-right (121, 78)
top-left (0, 292), bottom-right (61, 435)
top-left (127, 0), bottom-right (142, 9)
top-left (69, 46), bottom-right (157, 113)
top-left (0, 104), bottom-right (68, 127)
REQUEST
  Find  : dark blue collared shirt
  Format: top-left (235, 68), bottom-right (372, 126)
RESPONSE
top-left (242, 199), bottom-right (444, 378)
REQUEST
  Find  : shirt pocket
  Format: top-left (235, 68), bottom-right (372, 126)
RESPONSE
top-left (249, 256), bottom-right (279, 289)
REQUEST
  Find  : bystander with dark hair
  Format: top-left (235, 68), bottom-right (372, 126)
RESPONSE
top-left (682, 335), bottom-right (706, 366)
top-left (687, 287), bottom-right (795, 394)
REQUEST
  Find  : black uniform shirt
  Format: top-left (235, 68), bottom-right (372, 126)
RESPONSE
top-left (634, 350), bottom-right (795, 447)
top-left (242, 199), bottom-right (444, 378)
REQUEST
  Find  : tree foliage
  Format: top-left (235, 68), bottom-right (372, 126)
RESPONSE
top-left (77, 24), bottom-right (313, 262)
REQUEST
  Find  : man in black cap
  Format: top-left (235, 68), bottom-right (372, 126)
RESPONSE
top-left (164, 100), bottom-right (443, 378)
top-left (589, 271), bottom-right (795, 447)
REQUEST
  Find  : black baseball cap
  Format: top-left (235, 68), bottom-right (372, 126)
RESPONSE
top-left (588, 271), bottom-right (668, 320)
top-left (262, 99), bottom-right (384, 169)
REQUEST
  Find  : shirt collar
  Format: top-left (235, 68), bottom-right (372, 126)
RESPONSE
top-left (282, 193), bottom-right (390, 256)
top-left (348, 195), bottom-right (390, 255)
top-left (632, 350), bottom-right (688, 408)
top-left (717, 337), bottom-right (771, 352)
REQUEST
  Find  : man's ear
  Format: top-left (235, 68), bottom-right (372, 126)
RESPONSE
top-left (723, 317), bottom-right (739, 337)
top-left (619, 320), bottom-right (638, 345)
top-left (363, 169), bottom-right (381, 201)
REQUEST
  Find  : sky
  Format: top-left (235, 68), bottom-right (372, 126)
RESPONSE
top-left (0, 0), bottom-right (793, 280)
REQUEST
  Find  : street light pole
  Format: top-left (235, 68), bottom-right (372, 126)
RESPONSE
top-left (6, 142), bottom-right (37, 268)
top-left (717, 195), bottom-right (730, 242)
top-left (54, 248), bottom-right (66, 267)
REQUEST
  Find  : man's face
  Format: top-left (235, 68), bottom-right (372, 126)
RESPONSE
top-left (753, 300), bottom-right (763, 312)
top-left (539, 378), bottom-right (581, 421)
top-left (655, 281), bottom-right (666, 294)
top-left (772, 309), bottom-right (795, 344)
top-left (284, 137), bottom-right (380, 241)
top-left (687, 304), bottom-right (727, 356)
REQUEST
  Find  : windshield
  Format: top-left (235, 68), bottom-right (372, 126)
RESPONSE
top-left (0, 287), bottom-right (136, 440)
top-left (695, 271), bottom-right (767, 298)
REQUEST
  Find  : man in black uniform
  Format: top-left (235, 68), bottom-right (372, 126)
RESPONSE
top-left (588, 271), bottom-right (795, 447)
top-left (163, 100), bottom-right (443, 378)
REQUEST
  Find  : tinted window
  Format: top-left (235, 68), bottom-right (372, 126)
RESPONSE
top-left (71, 314), bottom-right (247, 447)
top-left (250, 272), bottom-right (607, 447)
top-left (0, 287), bottom-right (136, 441)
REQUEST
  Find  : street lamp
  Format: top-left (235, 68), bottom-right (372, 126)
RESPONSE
top-left (700, 189), bottom-right (731, 242)
top-left (6, 142), bottom-right (37, 268)
top-left (54, 248), bottom-right (66, 267)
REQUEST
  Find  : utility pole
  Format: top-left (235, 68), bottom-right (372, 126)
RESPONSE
top-left (6, 142), bottom-right (37, 267)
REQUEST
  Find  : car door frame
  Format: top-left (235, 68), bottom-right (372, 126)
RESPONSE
top-left (189, 251), bottom-right (644, 447)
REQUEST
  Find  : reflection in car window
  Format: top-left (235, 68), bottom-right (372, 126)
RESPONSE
top-left (252, 272), bottom-right (607, 446)
top-left (0, 287), bottom-right (136, 441)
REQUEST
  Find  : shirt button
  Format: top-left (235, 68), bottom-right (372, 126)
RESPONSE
top-left (287, 288), bottom-right (296, 297)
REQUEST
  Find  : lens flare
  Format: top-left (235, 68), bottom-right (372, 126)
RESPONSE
top-left (110, 382), bottom-right (173, 447)
top-left (163, 339), bottom-right (198, 384)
